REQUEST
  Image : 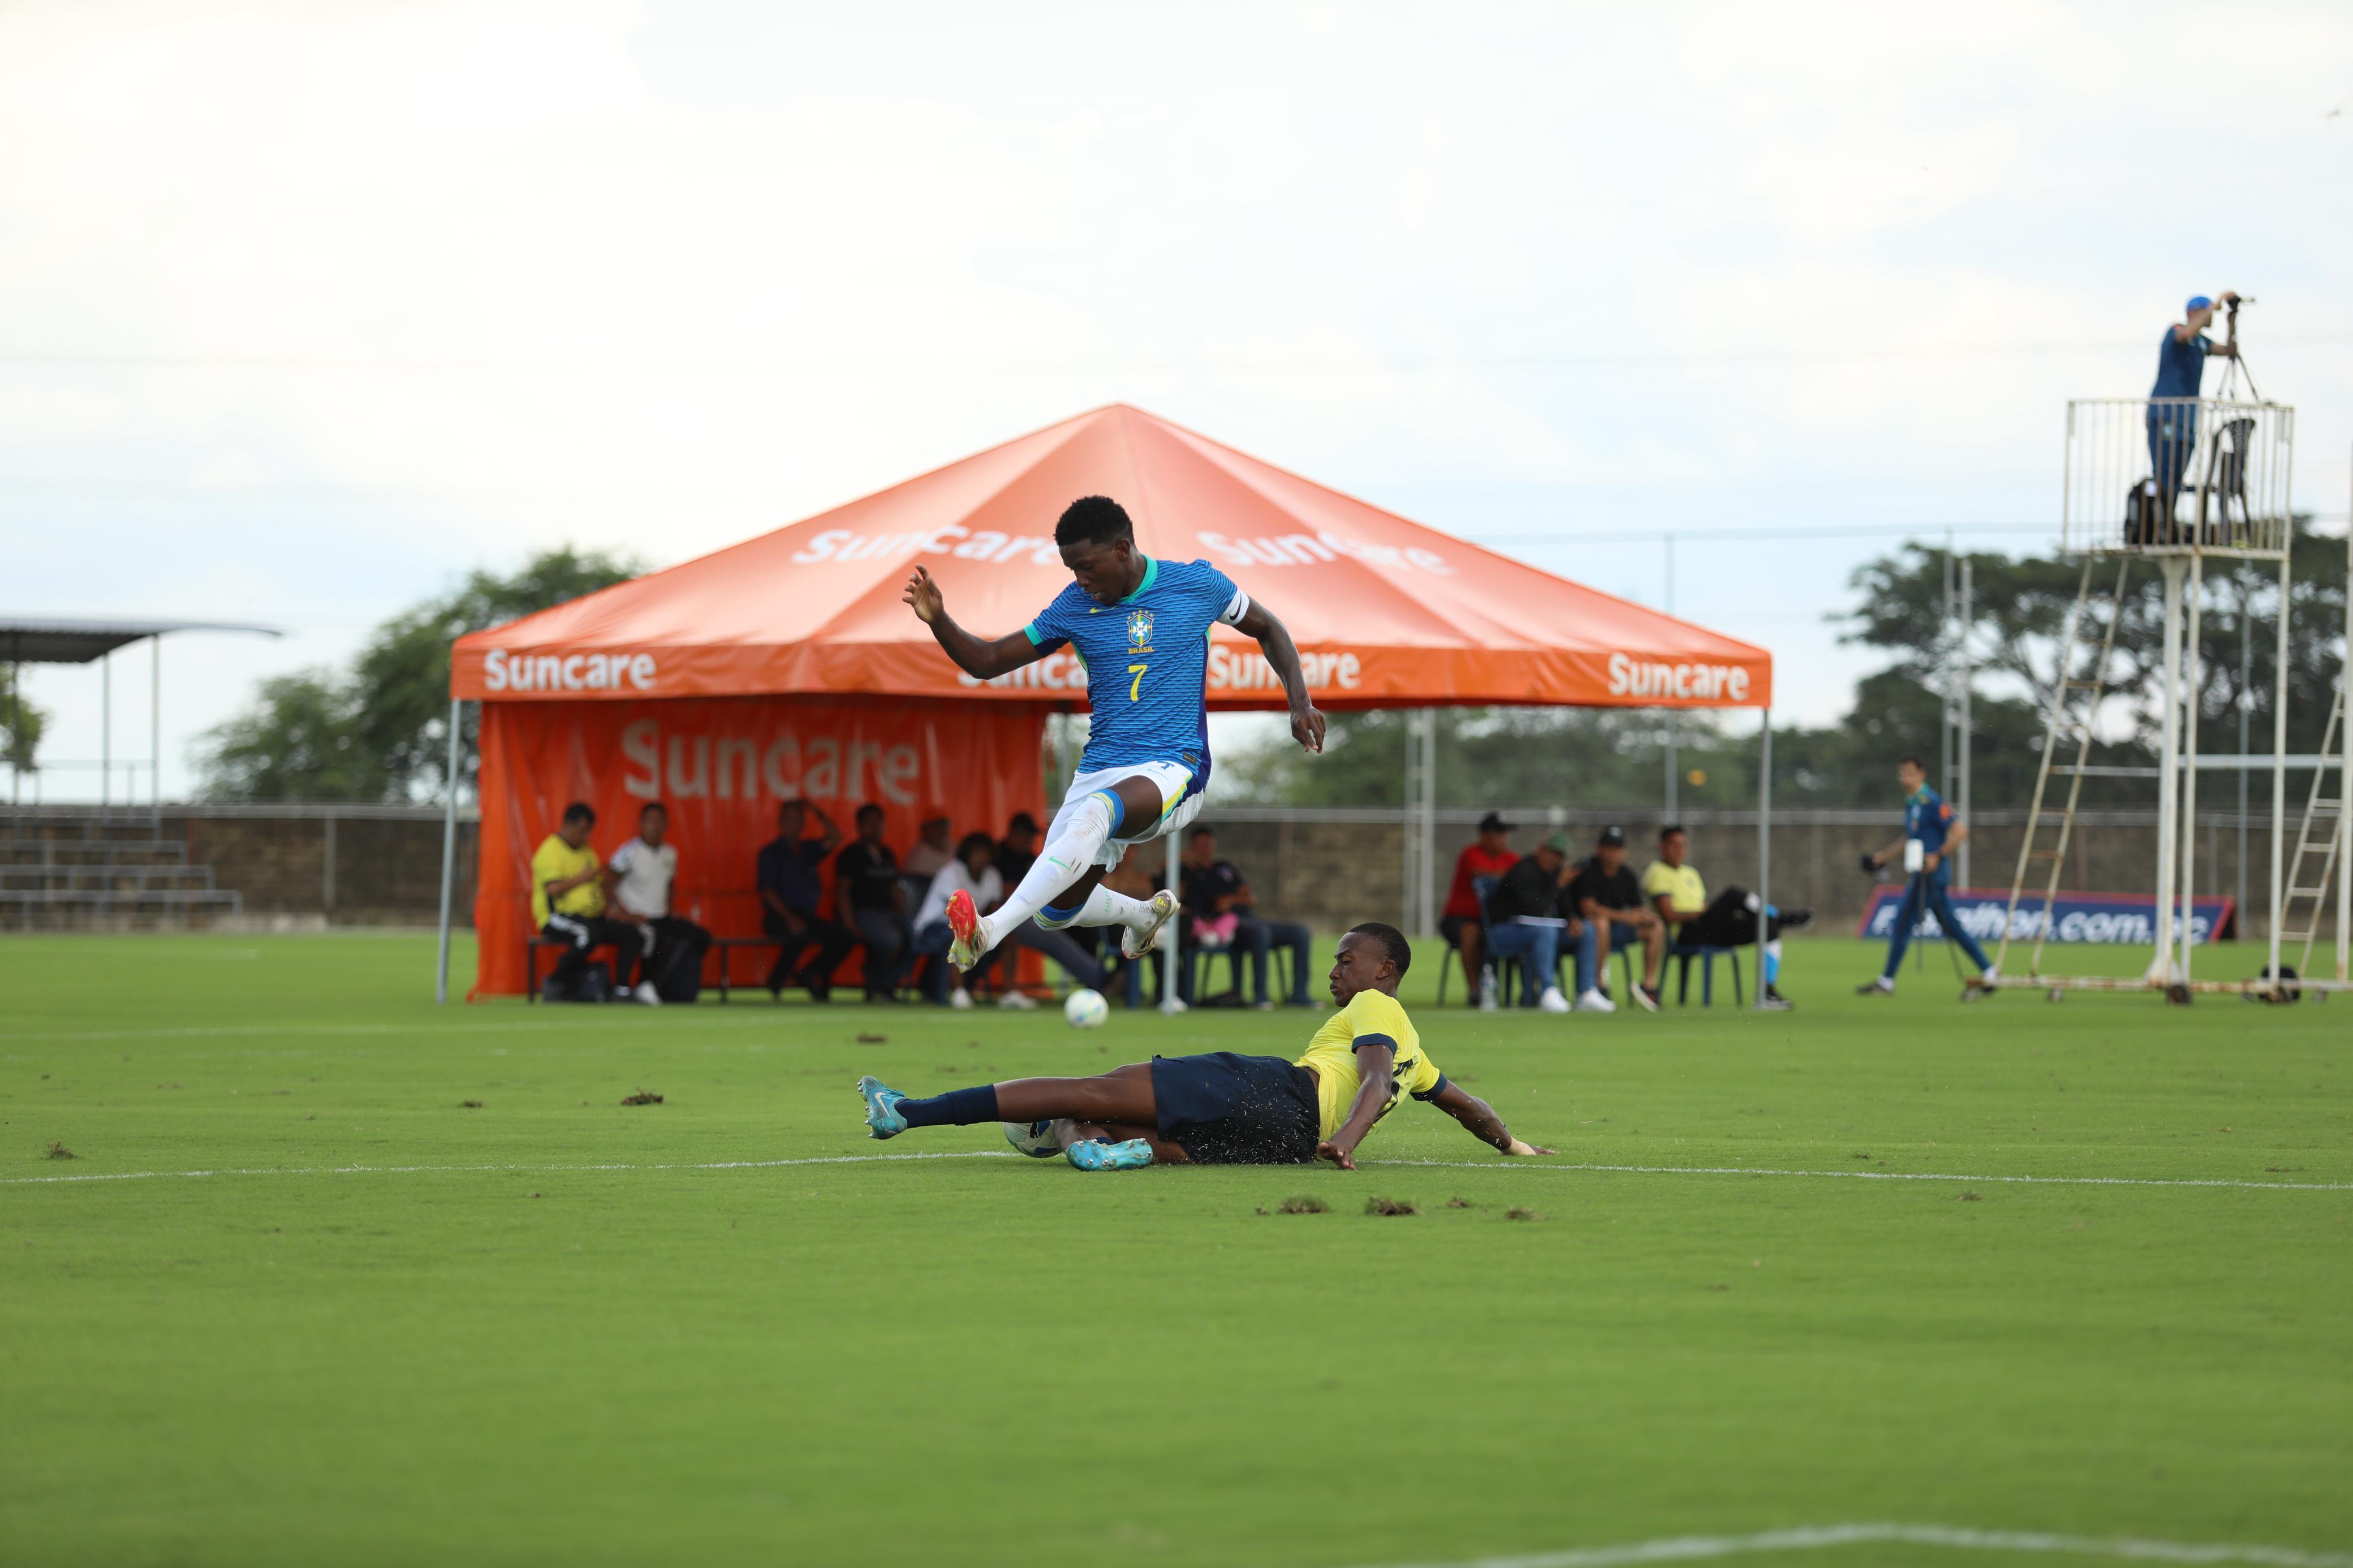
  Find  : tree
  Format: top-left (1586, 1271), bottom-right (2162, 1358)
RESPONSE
top-left (196, 547), bottom-right (643, 802)
top-left (2, 663), bottom-right (46, 776)
top-left (194, 669), bottom-right (388, 801)
top-left (1220, 526), bottom-right (2346, 810)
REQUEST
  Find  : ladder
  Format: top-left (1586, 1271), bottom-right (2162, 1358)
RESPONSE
top-left (2278, 680), bottom-right (2347, 982)
top-left (1998, 558), bottom-right (2132, 978)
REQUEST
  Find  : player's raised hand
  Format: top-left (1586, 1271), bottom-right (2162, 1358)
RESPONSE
top-left (1292, 701), bottom-right (1328, 754)
top-left (903, 565), bottom-right (945, 624)
top-left (1316, 1139), bottom-right (1357, 1170)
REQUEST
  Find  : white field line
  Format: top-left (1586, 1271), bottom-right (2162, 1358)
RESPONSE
top-left (1363, 1160), bottom-right (2353, 1193)
top-left (1355, 1521), bottom-right (2353, 1568)
top-left (5, 1015), bottom-right (791, 1044)
top-left (3, 1150), bottom-right (1015, 1185)
top-left (8, 1150), bottom-right (2349, 1192)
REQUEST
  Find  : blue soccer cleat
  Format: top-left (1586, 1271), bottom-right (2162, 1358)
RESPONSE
top-left (856, 1075), bottom-right (909, 1140)
top-left (1066, 1137), bottom-right (1154, 1172)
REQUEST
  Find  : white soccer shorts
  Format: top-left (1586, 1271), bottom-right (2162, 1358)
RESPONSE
top-left (1049, 760), bottom-right (1204, 871)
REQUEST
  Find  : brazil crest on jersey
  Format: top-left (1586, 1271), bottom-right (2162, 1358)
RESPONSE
top-left (1023, 556), bottom-right (1251, 783)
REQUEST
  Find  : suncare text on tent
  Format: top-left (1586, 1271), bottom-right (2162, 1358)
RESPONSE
top-left (1606, 653), bottom-right (1749, 702)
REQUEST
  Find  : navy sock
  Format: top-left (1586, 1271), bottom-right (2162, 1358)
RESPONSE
top-left (897, 1084), bottom-right (1001, 1129)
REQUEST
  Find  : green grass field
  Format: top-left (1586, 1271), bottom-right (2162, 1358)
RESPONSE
top-left (3, 932), bottom-right (2348, 1568)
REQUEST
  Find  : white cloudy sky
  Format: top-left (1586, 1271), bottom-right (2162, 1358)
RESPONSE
top-left (5, 0), bottom-right (2348, 800)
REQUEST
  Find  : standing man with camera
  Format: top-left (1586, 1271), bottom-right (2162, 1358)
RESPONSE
top-left (2147, 291), bottom-right (2239, 520)
top-left (1858, 755), bottom-right (1997, 996)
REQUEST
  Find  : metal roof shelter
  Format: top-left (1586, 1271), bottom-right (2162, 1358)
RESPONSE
top-left (4, 618), bottom-right (282, 820)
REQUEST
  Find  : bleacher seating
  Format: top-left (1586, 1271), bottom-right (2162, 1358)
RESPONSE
top-left (0, 812), bottom-right (243, 928)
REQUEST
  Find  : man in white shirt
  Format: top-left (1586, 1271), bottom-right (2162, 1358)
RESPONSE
top-left (604, 801), bottom-right (711, 999)
top-left (912, 831), bottom-right (1108, 1008)
top-left (912, 832), bottom-right (1010, 1007)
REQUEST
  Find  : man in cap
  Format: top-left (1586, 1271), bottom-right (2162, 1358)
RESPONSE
top-left (2148, 291), bottom-right (2239, 519)
top-left (1570, 826), bottom-right (1666, 1012)
top-left (1484, 830), bottom-right (1605, 1013)
top-left (1440, 810), bottom-right (1521, 1008)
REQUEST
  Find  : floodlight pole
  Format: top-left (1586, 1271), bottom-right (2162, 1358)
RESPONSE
top-left (1959, 556), bottom-right (1973, 889)
top-left (150, 634), bottom-right (162, 833)
top-left (434, 696), bottom-right (462, 1005)
top-left (1755, 707), bottom-right (1771, 1011)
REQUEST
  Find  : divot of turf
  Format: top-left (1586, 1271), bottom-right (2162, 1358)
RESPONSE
top-left (1364, 1196), bottom-right (1416, 1216)
top-left (45, 1140), bottom-right (77, 1160)
top-left (620, 1090), bottom-right (665, 1105)
top-left (1506, 1206), bottom-right (1543, 1222)
top-left (1275, 1194), bottom-right (1327, 1214)
top-left (1958, 1191), bottom-right (1983, 1202)
top-left (460, 1100), bottom-right (484, 1109)
top-left (1445, 1196), bottom-right (1475, 1209)
top-left (855, 1032), bottom-right (888, 1044)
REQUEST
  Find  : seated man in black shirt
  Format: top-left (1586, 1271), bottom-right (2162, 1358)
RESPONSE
top-left (1569, 825), bottom-right (1665, 1012)
top-left (835, 803), bottom-right (913, 1001)
top-left (1178, 826), bottom-right (1316, 1009)
top-left (755, 800), bottom-right (856, 1001)
top-left (1481, 832), bottom-right (1600, 1013)
top-left (994, 811), bottom-right (1041, 889)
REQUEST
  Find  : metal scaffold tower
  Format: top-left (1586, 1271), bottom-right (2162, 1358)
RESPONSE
top-left (1991, 318), bottom-right (2348, 1003)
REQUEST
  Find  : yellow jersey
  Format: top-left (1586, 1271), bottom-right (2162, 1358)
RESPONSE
top-left (1642, 859), bottom-right (1706, 923)
top-left (1294, 988), bottom-right (1445, 1142)
top-left (530, 835), bottom-right (604, 927)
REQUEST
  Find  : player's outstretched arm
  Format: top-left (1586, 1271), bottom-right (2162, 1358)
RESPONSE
top-left (1315, 1042), bottom-right (1396, 1170)
top-left (902, 565), bottom-right (1045, 680)
top-left (1428, 1079), bottom-right (1550, 1157)
top-left (1234, 598), bottom-right (1326, 754)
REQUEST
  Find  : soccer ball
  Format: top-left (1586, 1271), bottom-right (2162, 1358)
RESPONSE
top-left (1063, 988), bottom-right (1109, 1029)
top-left (1002, 1120), bottom-right (1062, 1159)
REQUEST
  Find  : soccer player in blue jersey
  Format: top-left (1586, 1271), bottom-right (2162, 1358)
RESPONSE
top-left (902, 495), bottom-right (1326, 971)
top-left (1858, 754), bottom-right (1998, 995)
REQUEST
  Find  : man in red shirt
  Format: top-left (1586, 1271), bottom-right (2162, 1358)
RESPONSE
top-left (1441, 811), bottom-right (1520, 1004)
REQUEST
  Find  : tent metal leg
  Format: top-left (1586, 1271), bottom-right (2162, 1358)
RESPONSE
top-left (1756, 707), bottom-right (1772, 1010)
top-left (1158, 828), bottom-right (1183, 1014)
top-left (435, 697), bottom-right (462, 1004)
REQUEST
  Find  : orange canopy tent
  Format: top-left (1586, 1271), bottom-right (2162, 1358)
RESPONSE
top-left (439, 405), bottom-right (1775, 1000)
top-left (450, 404), bottom-right (1768, 712)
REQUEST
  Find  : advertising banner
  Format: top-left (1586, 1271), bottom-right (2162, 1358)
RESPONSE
top-left (1857, 886), bottom-right (2238, 947)
top-left (473, 696), bottom-right (1044, 996)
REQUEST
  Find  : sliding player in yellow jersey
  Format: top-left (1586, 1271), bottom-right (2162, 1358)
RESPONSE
top-left (855, 922), bottom-right (1550, 1170)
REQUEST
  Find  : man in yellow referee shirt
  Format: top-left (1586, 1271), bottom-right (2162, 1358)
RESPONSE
top-left (532, 801), bottom-right (656, 1004)
top-left (1640, 824), bottom-right (1809, 1010)
top-left (854, 922), bottom-right (1550, 1170)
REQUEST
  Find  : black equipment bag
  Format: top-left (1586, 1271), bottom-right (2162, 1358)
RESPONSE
top-left (651, 931), bottom-right (706, 1004)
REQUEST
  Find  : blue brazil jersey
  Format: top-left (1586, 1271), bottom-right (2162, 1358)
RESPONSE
top-left (1905, 786), bottom-right (1958, 882)
top-left (1024, 556), bottom-right (1250, 783)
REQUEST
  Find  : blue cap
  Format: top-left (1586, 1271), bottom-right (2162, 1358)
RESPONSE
top-left (2186, 295), bottom-right (2213, 313)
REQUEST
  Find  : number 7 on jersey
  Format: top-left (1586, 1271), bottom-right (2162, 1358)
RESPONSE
top-left (1127, 662), bottom-right (1147, 702)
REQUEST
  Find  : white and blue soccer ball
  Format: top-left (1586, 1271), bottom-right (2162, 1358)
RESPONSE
top-left (1002, 1120), bottom-right (1062, 1159)
top-left (1063, 988), bottom-right (1109, 1029)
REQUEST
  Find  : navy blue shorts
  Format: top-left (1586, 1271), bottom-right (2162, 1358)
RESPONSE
top-left (1149, 1051), bottom-right (1321, 1165)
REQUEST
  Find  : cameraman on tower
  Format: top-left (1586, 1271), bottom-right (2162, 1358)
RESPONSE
top-left (2147, 291), bottom-right (2240, 521)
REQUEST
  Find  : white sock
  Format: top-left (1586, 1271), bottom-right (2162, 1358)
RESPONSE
top-left (980, 791), bottom-right (1118, 948)
top-left (1071, 883), bottom-right (1154, 931)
